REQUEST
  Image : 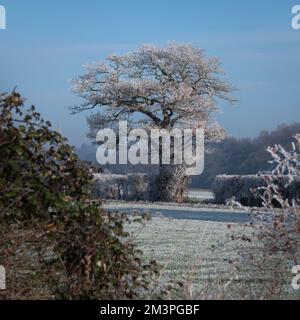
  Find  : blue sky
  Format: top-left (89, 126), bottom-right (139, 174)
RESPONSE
top-left (0, 0), bottom-right (299, 146)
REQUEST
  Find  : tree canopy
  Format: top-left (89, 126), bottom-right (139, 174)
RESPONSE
top-left (72, 43), bottom-right (236, 142)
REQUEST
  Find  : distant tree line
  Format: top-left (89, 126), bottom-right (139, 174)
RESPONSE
top-left (77, 123), bottom-right (300, 190)
top-left (191, 123), bottom-right (300, 189)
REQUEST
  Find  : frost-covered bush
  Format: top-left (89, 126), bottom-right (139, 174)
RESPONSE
top-left (212, 175), bottom-right (266, 206)
top-left (229, 135), bottom-right (300, 299)
top-left (92, 173), bottom-right (150, 201)
top-left (212, 174), bottom-right (300, 207)
top-left (92, 169), bottom-right (189, 203)
top-left (149, 165), bottom-right (189, 203)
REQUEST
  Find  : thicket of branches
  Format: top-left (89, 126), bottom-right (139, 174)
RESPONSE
top-left (0, 92), bottom-right (160, 300)
top-left (230, 135), bottom-right (300, 299)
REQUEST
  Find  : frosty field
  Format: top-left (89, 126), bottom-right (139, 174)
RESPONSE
top-left (127, 217), bottom-right (248, 297)
top-left (128, 217), bottom-right (298, 299)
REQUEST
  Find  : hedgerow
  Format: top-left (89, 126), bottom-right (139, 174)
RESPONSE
top-left (0, 92), bottom-right (160, 300)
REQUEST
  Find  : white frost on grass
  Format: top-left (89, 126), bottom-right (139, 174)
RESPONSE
top-left (127, 217), bottom-right (255, 298)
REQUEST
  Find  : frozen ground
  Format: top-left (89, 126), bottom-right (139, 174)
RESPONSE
top-left (127, 217), bottom-right (252, 298)
top-left (127, 217), bottom-right (297, 299)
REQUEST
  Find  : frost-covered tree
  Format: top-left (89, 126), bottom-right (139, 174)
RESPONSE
top-left (72, 43), bottom-right (236, 201)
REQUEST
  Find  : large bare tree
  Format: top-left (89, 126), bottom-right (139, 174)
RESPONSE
top-left (72, 43), bottom-right (236, 202)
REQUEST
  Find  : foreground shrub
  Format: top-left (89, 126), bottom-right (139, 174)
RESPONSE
top-left (0, 92), bottom-right (160, 300)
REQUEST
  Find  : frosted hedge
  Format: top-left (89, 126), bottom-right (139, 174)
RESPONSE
top-left (212, 174), bottom-right (299, 207)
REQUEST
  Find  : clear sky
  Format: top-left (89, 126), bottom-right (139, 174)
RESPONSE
top-left (0, 0), bottom-right (299, 146)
